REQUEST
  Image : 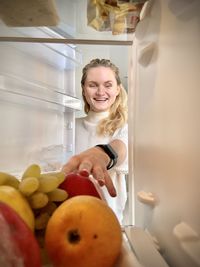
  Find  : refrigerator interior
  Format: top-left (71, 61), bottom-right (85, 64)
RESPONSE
top-left (0, 0), bottom-right (131, 175)
top-left (0, 0), bottom-right (200, 267)
top-left (0, 0), bottom-right (132, 227)
top-left (0, 37), bottom-right (82, 174)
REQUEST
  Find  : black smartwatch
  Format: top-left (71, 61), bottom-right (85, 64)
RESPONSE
top-left (95, 144), bottom-right (118, 170)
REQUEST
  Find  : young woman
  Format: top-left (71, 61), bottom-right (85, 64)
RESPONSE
top-left (62, 58), bottom-right (128, 223)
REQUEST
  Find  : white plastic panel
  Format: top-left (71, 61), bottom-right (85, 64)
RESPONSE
top-left (124, 226), bottom-right (169, 267)
top-left (0, 27), bottom-right (81, 175)
top-left (129, 0), bottom-right (200, 267)
top-left (0, 23), bottom-right (82, 70)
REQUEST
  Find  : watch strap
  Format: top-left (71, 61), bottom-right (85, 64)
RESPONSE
top-left (95, 144), bottom-right (118, 170)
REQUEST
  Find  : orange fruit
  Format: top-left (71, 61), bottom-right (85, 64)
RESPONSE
top-left (45, 196), bottom-right (122, 267)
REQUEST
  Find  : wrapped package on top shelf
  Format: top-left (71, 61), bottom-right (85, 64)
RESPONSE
top-left (0, 0), bottom-right (59, 27)
top-left (87, 0), bottom-right (147, 35)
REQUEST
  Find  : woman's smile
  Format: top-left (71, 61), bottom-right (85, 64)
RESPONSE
top-left (94, 97), bottom-right (109, 101)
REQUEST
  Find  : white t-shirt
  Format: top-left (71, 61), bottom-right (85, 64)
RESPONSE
top-left (75, 111), bottom-right (128, 223)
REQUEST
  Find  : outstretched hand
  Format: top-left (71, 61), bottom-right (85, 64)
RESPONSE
top-left (62, 147), bottom-right (117, 197)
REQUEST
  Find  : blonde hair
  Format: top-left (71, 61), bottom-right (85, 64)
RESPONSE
top-left (81, 58), bottom-right (128, 136)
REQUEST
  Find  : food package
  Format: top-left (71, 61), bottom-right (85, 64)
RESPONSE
top-left (87, 0), bottom-right (148, 35)
top-left (87, 0), bottom-right (112, 32)
top-left (0, 0), bottom-right (59, 27)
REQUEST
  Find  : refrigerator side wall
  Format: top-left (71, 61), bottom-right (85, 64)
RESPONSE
top-left (130, 0), bottom-right (200, 267)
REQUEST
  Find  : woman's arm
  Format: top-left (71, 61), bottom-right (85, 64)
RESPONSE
top-left (62, 139), bottom-right (127, 197)
top-left (109, 139), bottom-right (127, 166)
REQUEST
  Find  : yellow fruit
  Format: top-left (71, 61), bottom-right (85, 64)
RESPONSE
top-left (0, 172), bottom-right (20, 189)
top-left (28, 192), bottom-right (49, 209)
top-left (38, 175), bottom-right (59, 193)
top-left (0, 185), bottom-right (35, 231)
top-left (42, 171), bottom-right (65, 185)
top-left (45, 196), bottom-right (122, 267)
top-left (19, 177), bottom-right (39, 196)
top-left (0, 172), bottom-right (9, 185)
top-left (22, 164), bottom-right (41, 179)
top-left (47, 188), bottom-right (68, 202)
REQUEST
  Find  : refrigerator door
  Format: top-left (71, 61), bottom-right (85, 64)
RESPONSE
top-left (129, 0), bottom-right (200, 267)
top-left (124, 226), bottom-right (169, 267)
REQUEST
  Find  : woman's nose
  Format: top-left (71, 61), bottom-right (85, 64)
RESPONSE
top-left (96, 85), bottom-right (105, 94)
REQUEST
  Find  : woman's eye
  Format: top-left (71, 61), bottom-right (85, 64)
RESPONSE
top-left (89, 84), bottom-right (97, 88)
top-left (105, 84), bottom-right (112, 88)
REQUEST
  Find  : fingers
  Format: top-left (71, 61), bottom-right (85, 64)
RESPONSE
top-left (92, 166), bottom-right (117, 197)
top-left (103, 171), bottom-right (117, 197)
top-left (62, 154), bottom-right (93, 178)
top-left (62, 152), bottom-right (117, 198)
top-left (79, 160), bottom-right (93, 174)
top-left (61, 156), bottom-right (80, 175)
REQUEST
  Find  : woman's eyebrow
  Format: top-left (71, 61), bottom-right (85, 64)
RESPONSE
top-left (104, 80), bottom-right (114, 85)
top-left (87, 80), bottom-right (113, 84)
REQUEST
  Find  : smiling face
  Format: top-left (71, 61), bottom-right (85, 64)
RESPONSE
top-left (83, 66), bottom-right (120, 113)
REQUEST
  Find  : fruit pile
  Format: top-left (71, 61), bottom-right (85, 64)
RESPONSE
top-left (0, 164), bottom-right (122, 267)
top-left (0, 164), bottom-right (69, 265)
top-left (0, 164), bottom-right (68, 232)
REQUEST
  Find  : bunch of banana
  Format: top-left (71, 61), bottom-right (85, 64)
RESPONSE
top-left (0, 164), bottom-right (68, 231)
